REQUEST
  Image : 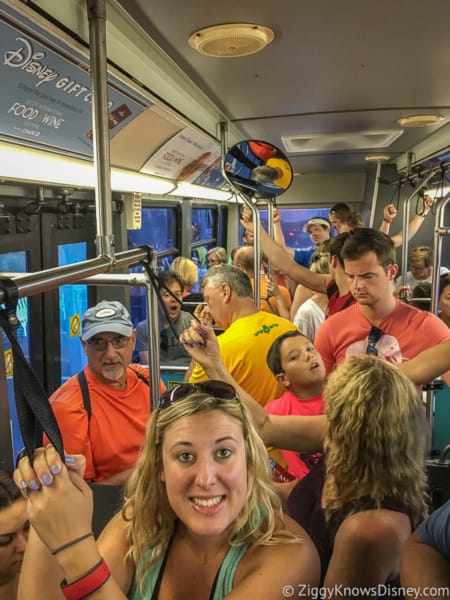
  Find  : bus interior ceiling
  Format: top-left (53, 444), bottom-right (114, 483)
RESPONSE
top-left (0, 0), bottom-right (448, 264)
top-left (22, 0), bottom-right (448, 214)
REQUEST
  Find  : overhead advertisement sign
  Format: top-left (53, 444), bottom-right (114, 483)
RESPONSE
top-left (141, 128), bottom-right (227, 189)
top-left (0, 1), bottom-right (152, 158)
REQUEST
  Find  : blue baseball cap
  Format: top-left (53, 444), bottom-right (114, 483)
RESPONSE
top-left (81, 300), bottom-right (133, 341)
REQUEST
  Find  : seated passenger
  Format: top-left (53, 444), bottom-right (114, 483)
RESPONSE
top-left (179, 322), bottom-right (428, 591)
top-left (15, 384), bottom-right (320, 599)
top-left (0, 471), bottom-right (29, 600)
top-left (395, 245), bottom-right (449, 295)
top-left (400, 500), bottom-right (450, 595)
top-left (206, 246), bottom-right (228, 268)
top-left (170, 256), bottom-right (199, 297)
top-left (48, 300), bottom-right (165, 485)
top-left (136, 271), bottom-right (193, 367)
top-left (264, 331), bottom-right (325, 480)
top-left (409, 282), bottom-right (432, 311)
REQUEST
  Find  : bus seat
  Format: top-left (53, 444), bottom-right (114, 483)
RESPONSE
top-left (90, 483), bottom-right (123, 538)
top-left (160, 366), bottom-right (187, 389)
top-left (433, 383), bottom-right (450, 453)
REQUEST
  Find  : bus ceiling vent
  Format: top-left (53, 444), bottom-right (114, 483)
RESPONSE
top-left (188, 23), bottom-right (274, 58)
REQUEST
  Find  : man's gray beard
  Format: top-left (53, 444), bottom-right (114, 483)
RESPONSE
top-left (102, 364), bottom-right (125, 381)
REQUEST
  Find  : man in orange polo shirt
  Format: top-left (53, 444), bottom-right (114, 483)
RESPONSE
top-left (48, 300), bottom-right (165, 484)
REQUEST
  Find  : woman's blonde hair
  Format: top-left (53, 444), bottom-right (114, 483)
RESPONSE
top-left (322, 355), bottom-right (428, 525)
top-left (170, 256), bottom-right (198, 289)
top-left (310, 239), bottom-right (332, 274)
top-left (123, 392), bottom-right (300, 589)
top-left (206, 246), bottom-right (228, 265)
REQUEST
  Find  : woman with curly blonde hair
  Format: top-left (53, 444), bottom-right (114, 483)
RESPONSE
top-left (15, 382), bottom-right (319, 599)
top-left (287, 355), bottom-right (428, 587)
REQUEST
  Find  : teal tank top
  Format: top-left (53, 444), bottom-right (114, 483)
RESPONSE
top-left (128, 542), bottom-right (249, 600)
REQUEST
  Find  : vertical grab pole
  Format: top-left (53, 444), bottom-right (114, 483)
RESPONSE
top-left (144, 272), bottom-right (161, 411)
top-left (239, 196), bottom-right (260, 309)
top-left (86, 0), bottom-right (115, 259)
top-left (368, 160), bottom-right (382, 229)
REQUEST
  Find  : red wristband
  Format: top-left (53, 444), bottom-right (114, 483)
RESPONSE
top-left (61, 559), bottom-right (110, 600)
top-left (383, 218), bottom-right (393, 224)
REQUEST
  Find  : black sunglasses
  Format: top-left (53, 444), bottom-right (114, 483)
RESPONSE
top-left (366, 326), bottom-right (382, 356)
top-left (159, 380), bottom-right (239, 410)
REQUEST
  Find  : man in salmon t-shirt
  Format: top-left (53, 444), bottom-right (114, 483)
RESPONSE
top-left (314, 228), bottom-right (450, 382)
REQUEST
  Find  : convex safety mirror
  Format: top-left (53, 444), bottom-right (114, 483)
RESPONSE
top-left (223, 140), bottom-right (293, 198)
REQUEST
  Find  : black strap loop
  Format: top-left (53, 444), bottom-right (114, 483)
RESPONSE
top-left (0, 278), bottom-right (64, 462)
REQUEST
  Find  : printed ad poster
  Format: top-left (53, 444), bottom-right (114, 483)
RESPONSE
top-left (0, 2), bottom-right (151, 157)
top-left (141, 128), bottom-right (227, 189)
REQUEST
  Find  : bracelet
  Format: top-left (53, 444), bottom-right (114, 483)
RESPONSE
top-left (51, 532), bottom-right (94, 555)
top-left (383, 218), bottom-right (393, 224)
top-left (61, 558), bottom-right (111, 600)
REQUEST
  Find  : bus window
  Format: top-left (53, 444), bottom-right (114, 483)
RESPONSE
top-left (128, 206), bottom-right (178, 326)
top-left (58, 243), bottom-right (89, 383)
top-left (257, 207), bottom-right (332, 249)
top-left (191, 207), bottom-right (221, 285)
top-left (0, 251), bottom-right (28, 459)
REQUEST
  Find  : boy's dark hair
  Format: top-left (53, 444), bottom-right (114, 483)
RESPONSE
top-left (411, 282), bottom-right (432, 312)
top-left (328, 232), bottom-right (351, 268)
top-left (266, 330), bottom-right (308, 376)
top-left (157, 270), bottom-right (184, 291)
top-left (341, 228), bottom-right (396, 269)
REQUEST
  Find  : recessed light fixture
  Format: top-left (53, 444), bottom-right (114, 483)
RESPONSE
top-left (396, 114), bottom-right (445, 128)
top-left (364, 155), bottom-right (391, 162)
top-left (188, 23), bottom-right (274, 57)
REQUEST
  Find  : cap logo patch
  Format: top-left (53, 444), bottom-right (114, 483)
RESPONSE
top-left (95, 308), bottom-right (116, 318)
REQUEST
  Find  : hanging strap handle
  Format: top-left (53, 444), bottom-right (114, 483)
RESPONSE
top-left (0, 278), bottom-right (64, 462)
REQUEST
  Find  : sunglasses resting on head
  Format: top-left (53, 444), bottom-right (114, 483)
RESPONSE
top-left (159, 380), bottom-right (239, 410)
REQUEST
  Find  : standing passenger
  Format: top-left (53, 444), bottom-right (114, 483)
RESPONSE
top-left (314, 228), bottom-right (450, 382)
top-left (15, 385), bottom-right (320, 599)
top-left (241, 211), bottom-right (354, 316)
top-left (264, 331), bottom-right (325, 480)
top-left (233, 245), bottom-right (292, 316)
top-left (48, 300), bottom-right (165, 484)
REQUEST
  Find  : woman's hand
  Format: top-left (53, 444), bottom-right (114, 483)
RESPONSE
top-left (13, 445), bottom-right (93, 553)
top-left (180, 321), bottom-right (221, 373)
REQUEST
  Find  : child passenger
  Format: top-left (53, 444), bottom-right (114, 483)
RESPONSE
top-left (265, 331), bottom-right (325, 480)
